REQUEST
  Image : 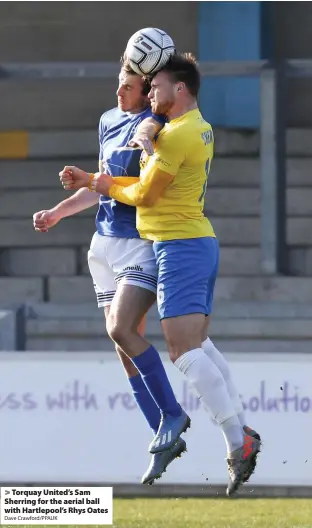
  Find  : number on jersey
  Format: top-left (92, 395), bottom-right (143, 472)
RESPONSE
top-left (199, 159), bottom-right (210, 203)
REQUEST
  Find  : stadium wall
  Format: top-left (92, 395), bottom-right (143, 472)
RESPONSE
top-left (3, 2), bottom-right (312, 129)
top-left (0, 2), bottom-right (198, 62)
top-left (0, 351), bottom-right (310, 498)
top-left (0, 2), bottom-right (198, 131)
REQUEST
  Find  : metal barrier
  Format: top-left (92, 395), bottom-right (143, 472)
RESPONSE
top-left (2, 59), bottom-right (310, 275)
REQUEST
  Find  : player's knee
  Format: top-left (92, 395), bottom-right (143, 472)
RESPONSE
top-left (162, 315), bottom-right (205, 363)
top-left (166, 341), bottom-right (188, 364)
top-left (166, 337), bottom-right (203, 364)
top-left (107, 319), bottom-right (127, 347)
top-left (165, 329), bottom-right (201, 363)
top-left (106, 314), bottom-right (134, 348)
top-left (168, 348), bottom-right (180, 364)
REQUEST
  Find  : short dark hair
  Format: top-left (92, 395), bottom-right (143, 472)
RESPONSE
top-left (155, 52), bottom-right (200, 97)
top-left (120, 53), bottom-right (151, 96)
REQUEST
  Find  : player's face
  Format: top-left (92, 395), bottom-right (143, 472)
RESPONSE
top-left (116, 71), bottom-right (148, 113)
top-left (148, 71), bottom-right (176, 115)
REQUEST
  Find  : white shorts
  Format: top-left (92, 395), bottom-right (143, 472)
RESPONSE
top-left (88, 232), bottom-right (158, 308)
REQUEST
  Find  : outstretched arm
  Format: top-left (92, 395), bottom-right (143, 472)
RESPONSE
top-left (51, 187), bottom-right (100, 218)
top-left (59, 165), bottom-right (174, 207)
top-left (33, 187), bottom-right (99, 232)
top-left (59, 128), bottom-right (183, 207)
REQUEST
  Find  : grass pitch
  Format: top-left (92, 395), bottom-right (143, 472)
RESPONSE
top-left (3, 498), bottom-right (312, 528)
top-left (113, 498), bottom-right (312, 528)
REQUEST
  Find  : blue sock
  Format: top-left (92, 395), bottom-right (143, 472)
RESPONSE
top-left (132, 345), bottom-right (181, 417)
top-left (129, 374), bottom-right (161, 434)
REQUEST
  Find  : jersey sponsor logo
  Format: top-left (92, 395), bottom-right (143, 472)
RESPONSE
top-left (155, 157), bottom-right (170, 168)
top-left (123, 265), bottom-right (143, 272)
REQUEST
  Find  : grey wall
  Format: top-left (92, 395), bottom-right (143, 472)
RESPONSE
top-left (0, 2), bottom-right (198, 129)
top-left (273, 1), bottom-right (312, 127)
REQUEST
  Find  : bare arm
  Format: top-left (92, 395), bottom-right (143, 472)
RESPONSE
top-left (33, 187), bottom-right (100, 232)
top-left (129, 117), bottom-right (164, 155)
top-left (134, 117), bottom-right (163, 139)
top-left (51, 187), bottom-right (100, 219)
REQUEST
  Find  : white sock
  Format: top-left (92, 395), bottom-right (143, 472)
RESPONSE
top-left (202, 337), bottom-right (246, 428)
top-left (221, 416), bottom-right (246, 454)
top-left (174, 348), bottom-right (244, 453)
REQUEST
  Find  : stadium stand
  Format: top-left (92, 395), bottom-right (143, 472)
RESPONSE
top-left (1, 3), bottom-right (312, 353)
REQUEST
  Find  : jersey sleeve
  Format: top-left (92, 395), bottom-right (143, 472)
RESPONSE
top-left (109, 166), bottom-right (174, 207)
top-left (98, 114), bottom-right (107, 161)
top-left (152, 129), bottom-right (186, 176)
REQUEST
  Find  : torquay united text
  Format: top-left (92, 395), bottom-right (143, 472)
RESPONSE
top-left (6, 488), bottom-right (90, 498)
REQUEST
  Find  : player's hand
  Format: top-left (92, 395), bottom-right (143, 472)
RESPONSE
top-left (129, 134), bottom-right (154, 156)
top-left (33, 210), bottom-right (60, 233)
top-left (59, 166), bottom-right (90, 190)
top-left (90, 173), bottom-right (114, 194)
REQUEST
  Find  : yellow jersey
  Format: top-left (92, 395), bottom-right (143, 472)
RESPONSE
top-left (137, 108), bottom-right (215, 241)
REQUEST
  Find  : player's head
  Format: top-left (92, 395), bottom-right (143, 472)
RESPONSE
top-left (148, 52), bottom-right (200, 115)
top-left (117, 55), bottom-right (151, 113)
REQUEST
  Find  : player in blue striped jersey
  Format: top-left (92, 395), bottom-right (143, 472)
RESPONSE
top-left (33, 58), bottom-right (187, 484)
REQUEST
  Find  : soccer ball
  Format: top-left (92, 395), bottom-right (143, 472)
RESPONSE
top-left (125, 28), bottom-right (176, 76)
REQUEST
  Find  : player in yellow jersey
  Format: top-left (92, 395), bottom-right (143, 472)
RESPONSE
top-left (60, 53), bottom-right (260, 496)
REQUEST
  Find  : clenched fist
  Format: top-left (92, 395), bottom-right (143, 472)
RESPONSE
top-left (59, 166), bottom-right (90, 190)
top-left (33, 210), bottom-right (60, 233)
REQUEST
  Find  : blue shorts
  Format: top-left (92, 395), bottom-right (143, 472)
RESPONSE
top-left (153, 237), bottom-right (219, 320)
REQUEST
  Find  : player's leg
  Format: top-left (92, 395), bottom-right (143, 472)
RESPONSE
top-left (106, 286), bottom-right (163, 433)
top-left (201, 318), bottom-right (260, 441)
top-left (105, 296), bottom-right (186, 478)
top-left (88, 234), bottom-right (186, 479)
top-left (155, 237), bottom-right (244, 451)
top-left (106, 284), bottom-right (186, 484)
top-left (116, 336), bottom-right (186, 482)
top-left (202, 317), bottom-right (246, 425)
top-left (107, 283), bottom-right (155, 355)
top-left (88, 233), bottom-right (161, 433)
top-left (104, 305), bottom-right (161, 434)
top-left (154, 237), bottom-right (260, 494)
top-left (105, 237), bottom-right (190, 453)
top-left (88, 235), bottom-right (186, 474)
top-left (163, 318), bottom-right (246, 457)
